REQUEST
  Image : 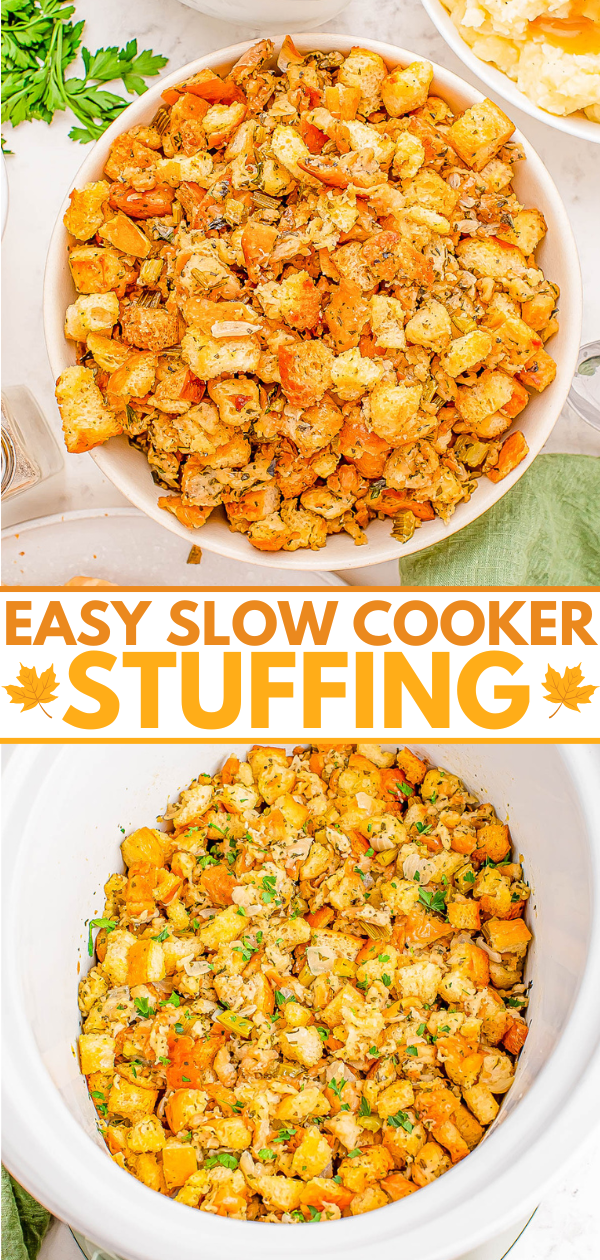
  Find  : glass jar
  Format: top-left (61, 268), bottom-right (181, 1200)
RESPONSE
top-left (1, 385), bottom-right (63, 501)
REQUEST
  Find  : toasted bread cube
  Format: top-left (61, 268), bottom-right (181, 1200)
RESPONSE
top-left (475, 823), bottom-right (511, 863)
top-left (502, 208), bottom-right (547, 256)
top-left (172, 782), bottom-right (213, 828)
top-left (487, 431), bottom-right (529, 482)
top-left (457, 236), bottom-right (527, 281)
top-left (271, 124), bottom-right (313, 183)
top-left (182, 329), bottom-right (261, 380)
top-left (480, 158), bottom-right (514, 191)
top-left (330, 346), bottom-right (384, 402)
top-left (412, 1140), bottom-right (452, 1185)
top-left (381, 60), bottom-right (433, 117)
top-left (68, 245), bottom-right (136, 294)
top-left (291, 1130), bottom-right (332, 1181)
top-left (369, 380), bottom-right (424, 443)
top-left (393, 132), bottom-right (425, 180)
top-left (441, 329), bottom-right (493, 377)
top-left (381, 1172), bottom-right (418, 1201)
top-left (324, 83), bottom-right (361, 120)
top-left (155, 152), bottom-right (213, 187)
top-left (369, 294), bottom-right (406, 349)
top-left (517, 349), bottom-right (556, 392)
top-left (483, 916), bottom-right (532, 952)
top-left (258, 269), bottom-right (321, 331)
top-left (135, 1152), bottom-right (167, 1193)
top-left (456, 369), bottom-right (514, 425)
top-left (64, 181), bottom-right (111, 240)
top-left (280, 1026), bottom-right (324, 1068)
top-left (447, 99), bottom-right (514, 171)
top-left (338, 47), bottom-right (387, 116)
top-left (79, 1033), bottom-right (115, 1074)
top-left (405, 300), bottom-right (451, 353)
top-left (85, 334), bottom-right (129, 374)
top-left (64, 292), bottom-right (120, 342)
top-left (462, 1083), bottom-right (499, 1126)
top-left (207, 376), bottom-right (260, 427)
top-left (398, 961), bottom-right (443, 1006)
top-left (175, 1169), bottom-right (211, 1207)
top-left (404, 168), bottom-right (458, 219)
top-left (121, 827), bottom-right (167, 868)
top-left (277, 1087), bottom-right (331, 1124)
top-left (377, 1080), bottom-right (415, 1119)
top-left (127, 1114), bottom-right (166, 1153)
top-left (98, 212), bottom-right (151, 259)
top-left (253, 1173), bottom-right (303, 1212)
top-left (56, 365), bottom-right (122, 455)
top-left (120, 305), bottom-right (180, 353)
top-left (78, 967), bottom-right (109, 1015)
top-left (397, 746), bottom-right (427, 784)
top-left (452, 1102), bottom-right (484, 1150)
top-left (380, 878), bottom-right (420, 916)
top-left (107, 351), bottom-right (157, 401)
top-left (203, 101), bottom-right (246, 147)
top-left (108, 1074), bottom-right (158, 1119)
top-left (338, 1145), bottom-right (393, 1194)
top-left (199, 904), bottom-right (245, 950)
top-left (350, 1185), bottom-right (390, 1214)
top-left (279, 340), bottom-right (334, 407)
top-left (521, 282), bottom-right (559, 332)
top-left (447, 899), bottom-right (481, 931)
top-left (126, 939), bottom-right (165, 986)
top-left (209, 1116), bottom-right (253, 1149)
top-left (166, 1089), bottom-right (209, 1134)
top-left (102, 929), bottom-right (136, 985)
top-left (162, 1141), bottom-right (198, 1190)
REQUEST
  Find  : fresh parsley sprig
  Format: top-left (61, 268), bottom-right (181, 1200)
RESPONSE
top-left (2, 0), bottom-right (168, 145)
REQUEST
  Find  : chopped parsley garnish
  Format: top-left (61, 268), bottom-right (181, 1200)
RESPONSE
top-left (87, 917), bottom-right (117, 957)
top-left (418, 887), bottom-right (447, 916)
top-left (152, 928), bottom-right (169, 942)
top-left (388, 1110), bottom-right (413, 1133)
top-left (257, 1148), bottom-right (274, 1161)
top-left (196, 854), bottom-right (219, 868)
top-left (405, 1045), bottom-right (418, 1056)
top-left (205, 1152), bottom-right (238, 1169)
top-left (316, 1026), bottom-right (329, 1041)
top-left (358, 1096), bottom-right (371, 1117)
top-left (261, 874), bottom-right (278, 904)
top-left (272, 1127), bottom-right (296, 1142)
top-left (415, 822), bottom-right (433, 835)
top-left (348, 1149), bottom-right (362, 1158)
top-left (307, 1206), bottom-right (321, 1221)
top-left (416, 1023), bottom-right (426, 1036)
top-left (133, 996), bottom-right (155, 1019)
top-left (381, 974), bottom-right (392, 987)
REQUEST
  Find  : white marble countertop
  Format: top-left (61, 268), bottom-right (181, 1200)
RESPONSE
top-left (2, 0), bottom-right (599, 585)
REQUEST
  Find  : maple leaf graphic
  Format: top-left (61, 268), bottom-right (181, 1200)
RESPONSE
top-left (542, 663), bottom-right (597, 719)
top-left (4, 664), bottom-right (59, 718)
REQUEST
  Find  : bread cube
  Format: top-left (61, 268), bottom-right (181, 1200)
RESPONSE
top-left (440, 329), bottom-right (493, 377)
top-left (79, 1033), bottom-right (115, 1075)
top-left (380, 878), bottom-right (420, 916)
top-left (68, 245), bottom-right (136, 294)
top-left (277, 1087), bottom-right (331, 1124)
top-left (397, 748), bottom-right (427, 784)
top-left (56, 365), bottom-right (122, 455)
top-left (257, 270), bottom-right (321, 331)
top-left (405, 300), bottom-right (451, 352)
top-left (398, 961), bottom-right (443, 1006)
top-left (126, 939), bottom-right (166, 986)
top-left (521, 282), bottom-right (559, 332)
top-left (487, 431), bottom-right (529, 482)
top-left (344, 120), bottom-right (395, 167)
top-left (403, 168), bottom-right (458, 218)
top-left (155, 151), bottom-right (213, 188)
top-left (199, 904), bottom-right (246, 950)
top-left (338, 1145), bottom-right (393, 1194)
top-left (108, 1074), bottom-right (158, 1119)
top-left (120, 305), bottom-right (180, 353)
top-left (517, 349), bottom-right (556, 392)
top-left (501, 208), bottom-right (547, 256)
top-left (78, 967), bottom-right (109, 1015)
top-left (64, 181), bottom-right (110, 240)
top-left (279, 1026), bottom-right (324, 1068)
top-left (121, 827), bottom-right (167, 868)
top-left (162, 1141), bottom-right (198, 1190)
top-left (456, 369), bottom-right (514, 425)
top-left (369, 381), bottom-right (424, 443)
top-left (330, 346), bottom-right (384, 401)
top-left (447, 899), bottom-right (480, 931)
top-left (447, 99), bottom-right (514, 171)
top-left (166, 1089), bottom-right (209, 1134)
top-left (253, 1173), bottom-right (303, 1213)
top-left (462, 1083), bottom-right (499, 1126)
top-left (172, 782), bottom-right (213, 828)
top-left (271, 124), bottom-right (313, 183)
top-left (127, 1114), bottom-right (166, 1153)
top-left (324, 83), bottom-right (361, 120)
top-left (202, 101), bottom-right (246, 146)
top-left (483, 917), bottom-right (532, 952)
top-left (86, 334), bottom-right (130, 374)
top-left (457, 237), bottom-right (527, 281)
top-left (474, 823), bottom-right (510, 863)
top-left (182, 328), bottom-right (261, 380)
top-left (452, 1103), bottom-right (484, 1150)
top-left (64, 292), bottom-right (120, 342)
top-left (381, 60), bottom-right (433, 117)
top-left (291, 1130), bottom-right (332, 1181)
top-left (393, 133), bottom-right (425, 180)
top-left (338, 47), bottom-right (387, 116)
top-left (102, 929), bottom-right (136, 985)
top-left (278, 340), bottom-right (334, 407)
top-left (209, 1117), bottom-right (253, 1149)
top-left (377, 1080), bottom-right (415, 1119)
top-left (98, 212), bottom-right (151, 259)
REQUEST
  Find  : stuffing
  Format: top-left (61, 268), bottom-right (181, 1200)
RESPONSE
top-left (58, 35), bottom-right (557, 548)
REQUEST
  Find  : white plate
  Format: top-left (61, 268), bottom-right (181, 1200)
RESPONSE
top-left (422, 0), bottom-right (600, 143)
top-left (0, 507), bottom-right (345, 586)
top-left (44, 34), bottom-right (582, 571)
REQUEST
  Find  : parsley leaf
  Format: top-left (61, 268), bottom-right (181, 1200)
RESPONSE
top-left (205, 1152), bottom-right (238, 1170)
top-left (87, 917), bottom-right (116, 957)
top-left (387, 1110), bottom-right (414, 1133)
top-left (133, 996), bottom-right (155, 1019)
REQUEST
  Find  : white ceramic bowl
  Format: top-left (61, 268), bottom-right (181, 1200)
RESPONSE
top-left (422, 0), bottom-right (600, 144)
top-left (3, 744), bottom-right (600, 1260)
top-left (44, 34), bottom-right (582, 571)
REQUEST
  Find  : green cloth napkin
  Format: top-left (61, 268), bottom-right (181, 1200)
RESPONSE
top-left (1, 1168), bottom-right (51, 1260)
top-left (398, 454), bottom-right (600, 586)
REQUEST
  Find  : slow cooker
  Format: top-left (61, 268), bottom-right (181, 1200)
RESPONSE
top-left (3, 744), bottom-right (600, 1260)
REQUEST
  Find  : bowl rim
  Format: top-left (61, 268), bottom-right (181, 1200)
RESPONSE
top-left (421, 0), bottom-right (600, 144)
top-left (43, 32), bottom-right (583, 571)
top-left (3, 744), bottom-right (600, 1260)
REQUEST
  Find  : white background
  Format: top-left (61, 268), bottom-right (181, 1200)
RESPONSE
top-left (2, 0), bottom-right (600, 586)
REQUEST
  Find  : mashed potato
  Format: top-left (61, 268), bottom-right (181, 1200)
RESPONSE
top-left (443, 0), bottom-right (600, 120)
